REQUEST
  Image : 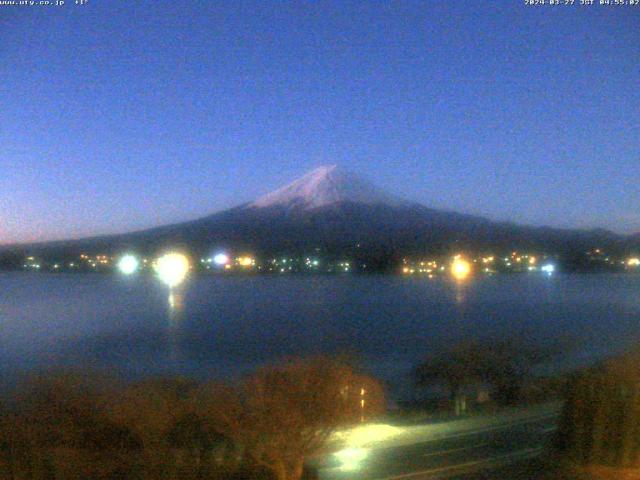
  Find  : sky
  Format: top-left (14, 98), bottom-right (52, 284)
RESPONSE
top-left (1, 1), bottom-right (638, 244)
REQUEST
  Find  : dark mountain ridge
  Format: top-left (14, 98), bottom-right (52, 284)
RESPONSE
top-left (1, 166), bottom-right (637, 266)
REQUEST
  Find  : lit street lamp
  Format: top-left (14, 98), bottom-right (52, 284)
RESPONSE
top-left (117, 254), bottom-right (139, 275)
top-left (213, 252), bottom-right (230, 266)
top-left (155, 252), bottom-right (190, 288)
top-left (451, 256), bottom-right (472, 281)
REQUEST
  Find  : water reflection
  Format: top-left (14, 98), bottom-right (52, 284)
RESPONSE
top-left (4, 274), bottom-right (640, 387)
top-left (454, 284), bottom-right (467, 305)
top-left (449, 277), bottom-right (472, 343)
top-left (167, 289), bottom-right (185, 367)
top-left (168, 291), bottom-right (184, 318)
top-left (450, 256), bottom-right (472, 306)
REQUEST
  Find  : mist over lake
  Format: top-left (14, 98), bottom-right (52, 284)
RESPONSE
top-left (2, 272), bottom-right (639, 397)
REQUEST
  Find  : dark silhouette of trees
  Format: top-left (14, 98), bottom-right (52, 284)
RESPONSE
top-left (416, 342), bottom-right (482, 405)
top-left (0, 358), bottom-right (384, 480)
top-left (167, 413), bottom-right (231, 460)
top-left (196, 357), bottom-right (385, 480)
top-left (556, 350), bottom-right (640, 469)
top-left (0, 371), bottom-right (142, 479)
top-left (416, 339), bottom-right (560, 410)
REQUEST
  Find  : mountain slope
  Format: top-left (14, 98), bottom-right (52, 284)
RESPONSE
top-left (250, 165), bottom-right (405, 210)
top-left (0, 166), bottom-right (637, 263)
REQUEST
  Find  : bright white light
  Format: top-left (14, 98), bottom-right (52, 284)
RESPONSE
top-left (155, 253), bottom-right (189, 288)
top-left (117, 255), bottom-right (139, 275)
top-left (541, 264), bottom-right (555, 274)
top-left (344, 424), bottom-right (403, 447)
top-left (213, 253), bottom-right (229, 265)
top-left (331, 422), bottom-right (403, 469)
top-left (451, 256), bottom-right (472, 280)
top-left (334, 448), bottom-right (369, 471)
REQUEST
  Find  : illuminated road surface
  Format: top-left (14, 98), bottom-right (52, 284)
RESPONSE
top-left (318, 405), bottom-right (560, 480)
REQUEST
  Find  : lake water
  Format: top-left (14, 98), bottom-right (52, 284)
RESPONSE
top-left (1, 272), bottom-right (639, 397)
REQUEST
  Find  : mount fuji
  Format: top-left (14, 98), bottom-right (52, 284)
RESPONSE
top-left (249, 165), bottom-right (405, 210)
top-left (0, 165), bottom-right (633, 269)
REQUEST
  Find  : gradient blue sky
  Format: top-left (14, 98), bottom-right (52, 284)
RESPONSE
top-left (1, 1), bottom-right (638, 243)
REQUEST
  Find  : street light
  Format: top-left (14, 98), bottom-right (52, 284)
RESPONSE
top-left (117, 254), bottom-right (139, 275)
top-left (155, 252), bottom-right (190, 288)
top-left (213, 252), bottom-right (230, 266)
top-left (451, 256), bottom-right (471, 281)
top-left (541, 264), bottom-right (555, 275)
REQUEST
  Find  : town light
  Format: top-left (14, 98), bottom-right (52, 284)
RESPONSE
top-left (627, 258), bottom-right (640, 267)
top-left (213, 253), bottom-right (230, 265)
top-left (155, 253), bottom-right (190, 288)
top-left (541, 264), bottom-right (555, 274)
top-left (117, 254), bottom-right (139, 275)
top-left (451, 256), bottom-right (471, 281)
top-left (237, 256), bottom-right (255, 267)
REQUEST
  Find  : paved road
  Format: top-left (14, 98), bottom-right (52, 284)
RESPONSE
top-left (319, 411), bottom-right (559, 480)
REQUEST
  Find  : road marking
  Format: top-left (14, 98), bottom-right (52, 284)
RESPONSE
top-left (422, 444), bottom-right (488, 458)
top-left (421, 412), bottom-right (558, 443)
top-left (377, 446), bottom-right (545, 480)
top-left (320, 412), bottom-right (558, 476)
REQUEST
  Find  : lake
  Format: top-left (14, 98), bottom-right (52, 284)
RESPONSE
top-left (1, 272), bottom-right (639, 397)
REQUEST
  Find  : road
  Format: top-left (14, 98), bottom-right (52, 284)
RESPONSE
top-left (317, 407), bottom-right (559, 480)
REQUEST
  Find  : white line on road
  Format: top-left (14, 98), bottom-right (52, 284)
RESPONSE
top-left (421, 412), bottom-right (558, 443)
top-left (377, 446), bottom-right (545, 480)
top-left (422, 444), bottom-right (488, 458)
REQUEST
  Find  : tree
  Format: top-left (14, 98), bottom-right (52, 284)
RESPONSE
top-left (415, 341), bottom-right (483, 408)
top-left (416, 339), bottom-right (559, 410)
top-left (5, 371), bottom-right (141, 480)
top-left (109, 377), bottom-right (198, 478)
top-left (556, 350), bottom-right (640, 469)
top-left (196, 357), bottom-right (385, 480)
top-left (478, 340), bottom-right (556, 406)
top-left (0, 361), bottom-right (384, 480)
top-left (166, 412), bottom-right (236, 478)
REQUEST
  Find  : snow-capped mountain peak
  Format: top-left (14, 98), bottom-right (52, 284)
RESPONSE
top-left (250, 165), bottom-right (402, 210)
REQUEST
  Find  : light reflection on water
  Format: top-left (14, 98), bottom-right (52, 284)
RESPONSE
top-left (454, 282), bottom-right (468, 305)
top-left (167, 289), bottom-right (185, 368)
top-left (1, 272), bottom-right (640, 392)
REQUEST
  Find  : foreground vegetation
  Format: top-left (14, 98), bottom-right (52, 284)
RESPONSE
top-left (556, 349), bottom-right (640, 474)
top-left (5, 342), bottom-right (640, 480)
top-left (0, 357), bottom-right (385, 480)
top-left (412, 339), bottom-right (567, 415)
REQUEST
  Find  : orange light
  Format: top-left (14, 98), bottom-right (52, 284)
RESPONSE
top-left (451, 257), bottom-right (472, 281)
top-left (237, 256), bottom-right (255, 267)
